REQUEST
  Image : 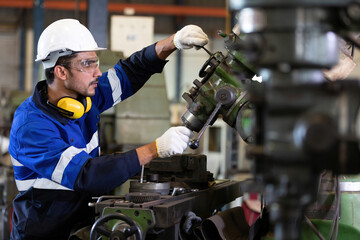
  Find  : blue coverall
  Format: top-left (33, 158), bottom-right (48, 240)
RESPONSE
top-left (8, 43), bottom-right (167, 239)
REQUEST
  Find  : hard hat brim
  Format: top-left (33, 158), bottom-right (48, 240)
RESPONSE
top-left (35, 47), bottom-right (107, 62)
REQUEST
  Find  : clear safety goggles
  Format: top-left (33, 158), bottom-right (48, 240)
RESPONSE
top-left (69, 58), bottom-right (100, 73)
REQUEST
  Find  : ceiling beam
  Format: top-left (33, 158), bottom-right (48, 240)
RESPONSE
top-left (0, 1), bottom-right (227, 18)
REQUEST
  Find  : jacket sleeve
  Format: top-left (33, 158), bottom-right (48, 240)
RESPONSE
top-left (119, 42), bottom-right (168, 94)
top-left (74, 150), bottom-right (141, 195)
top-left (92, 43), bottom-right (168, 113)
top-left (10, 119), bottom-right (140, 194)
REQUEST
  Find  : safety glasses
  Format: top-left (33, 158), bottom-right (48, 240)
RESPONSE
top-left (69, 58), bottom-right (100, 73)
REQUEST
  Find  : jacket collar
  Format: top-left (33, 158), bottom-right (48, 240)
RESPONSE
top-left (32, 80), bottom-right (69, 125)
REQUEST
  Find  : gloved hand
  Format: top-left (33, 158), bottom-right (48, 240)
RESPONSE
top-left (181, 211), bottom-right (202, 235)
top-left (156, 126), bottom-right (193, 158)
top-left (174, 25), bottom-right (209, 50)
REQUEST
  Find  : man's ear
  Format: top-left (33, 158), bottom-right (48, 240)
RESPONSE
top-left (54, 65), bottom-right (68, 80)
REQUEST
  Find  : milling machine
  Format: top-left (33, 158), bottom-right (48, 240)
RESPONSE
top-left (90, 154), bottom-right (243, 240)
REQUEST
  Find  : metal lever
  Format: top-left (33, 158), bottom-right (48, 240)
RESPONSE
top-left (189, 102), bottom-right (222, 149)
top-left (196, 45), bottom-right (213, 56)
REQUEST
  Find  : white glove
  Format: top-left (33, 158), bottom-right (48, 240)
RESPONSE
top-left (174, 25), bottom-right (209, 50)
top-left (156, 126), bottom-right (193, 158)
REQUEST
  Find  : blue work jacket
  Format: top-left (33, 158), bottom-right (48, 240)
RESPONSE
top-left (8, 43), bottom-right (167, 239)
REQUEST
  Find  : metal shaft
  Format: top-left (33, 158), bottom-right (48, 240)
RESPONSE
top-left (140, 165), bottom-right (145, 183)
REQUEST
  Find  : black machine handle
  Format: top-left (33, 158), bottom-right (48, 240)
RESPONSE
top-left (90, 213), bottom-right (142, 240)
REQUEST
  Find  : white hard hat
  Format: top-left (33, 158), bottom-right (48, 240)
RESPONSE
top-left (36, 19), bottom-right (106, 69)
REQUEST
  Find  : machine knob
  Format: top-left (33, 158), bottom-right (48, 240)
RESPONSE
top-left (189, 139), bottom-right (200, 149)
top-left (214, 86), bottom-right (236, 106)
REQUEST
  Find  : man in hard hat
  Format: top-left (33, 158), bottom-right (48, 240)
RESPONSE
top-left (8, 19), bottom-right (208, 239)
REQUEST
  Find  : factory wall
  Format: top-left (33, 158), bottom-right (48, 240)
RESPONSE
top-left (0, 1), bottom-right (228, 96)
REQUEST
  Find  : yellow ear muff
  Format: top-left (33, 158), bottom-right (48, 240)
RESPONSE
top-left (57, 97), bottom-right (85, 119)
top-left (54, 96), bottom-right (92, 119)
top-left (84, 97), bottom-right (92, 113)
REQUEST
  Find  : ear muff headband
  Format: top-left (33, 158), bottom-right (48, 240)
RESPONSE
top-left (83, 96), bottom-right (92, 113)
top-left (50, 96), bottom-right (92, 119)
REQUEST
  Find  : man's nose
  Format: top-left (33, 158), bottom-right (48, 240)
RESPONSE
top-left (94, 66), bottom-right (102, 78)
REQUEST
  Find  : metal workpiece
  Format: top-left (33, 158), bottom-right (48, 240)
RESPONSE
top-left (181, 110), bottom-right (204, 133)
top-left (181, 33), bottom-right (257, 148)
top-left (129, 181), bottom-right (171, 195)
top-left (188, 85), bottom-right (241, 149)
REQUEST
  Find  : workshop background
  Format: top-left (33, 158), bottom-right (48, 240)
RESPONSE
top-left (0, 0), bottom-right (252, 239)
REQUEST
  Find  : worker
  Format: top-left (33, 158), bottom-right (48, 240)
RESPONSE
top-left (8, 18), bottom-right (208, 239)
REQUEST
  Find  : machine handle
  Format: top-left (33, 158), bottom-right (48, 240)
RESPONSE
top-left (90, 213), bottom-right (142, 240)
top-left (189, 102), bottom-right (222, 149)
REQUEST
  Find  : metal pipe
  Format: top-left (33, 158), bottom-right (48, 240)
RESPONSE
top-left (32, 0), bottom-right (44, 89)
